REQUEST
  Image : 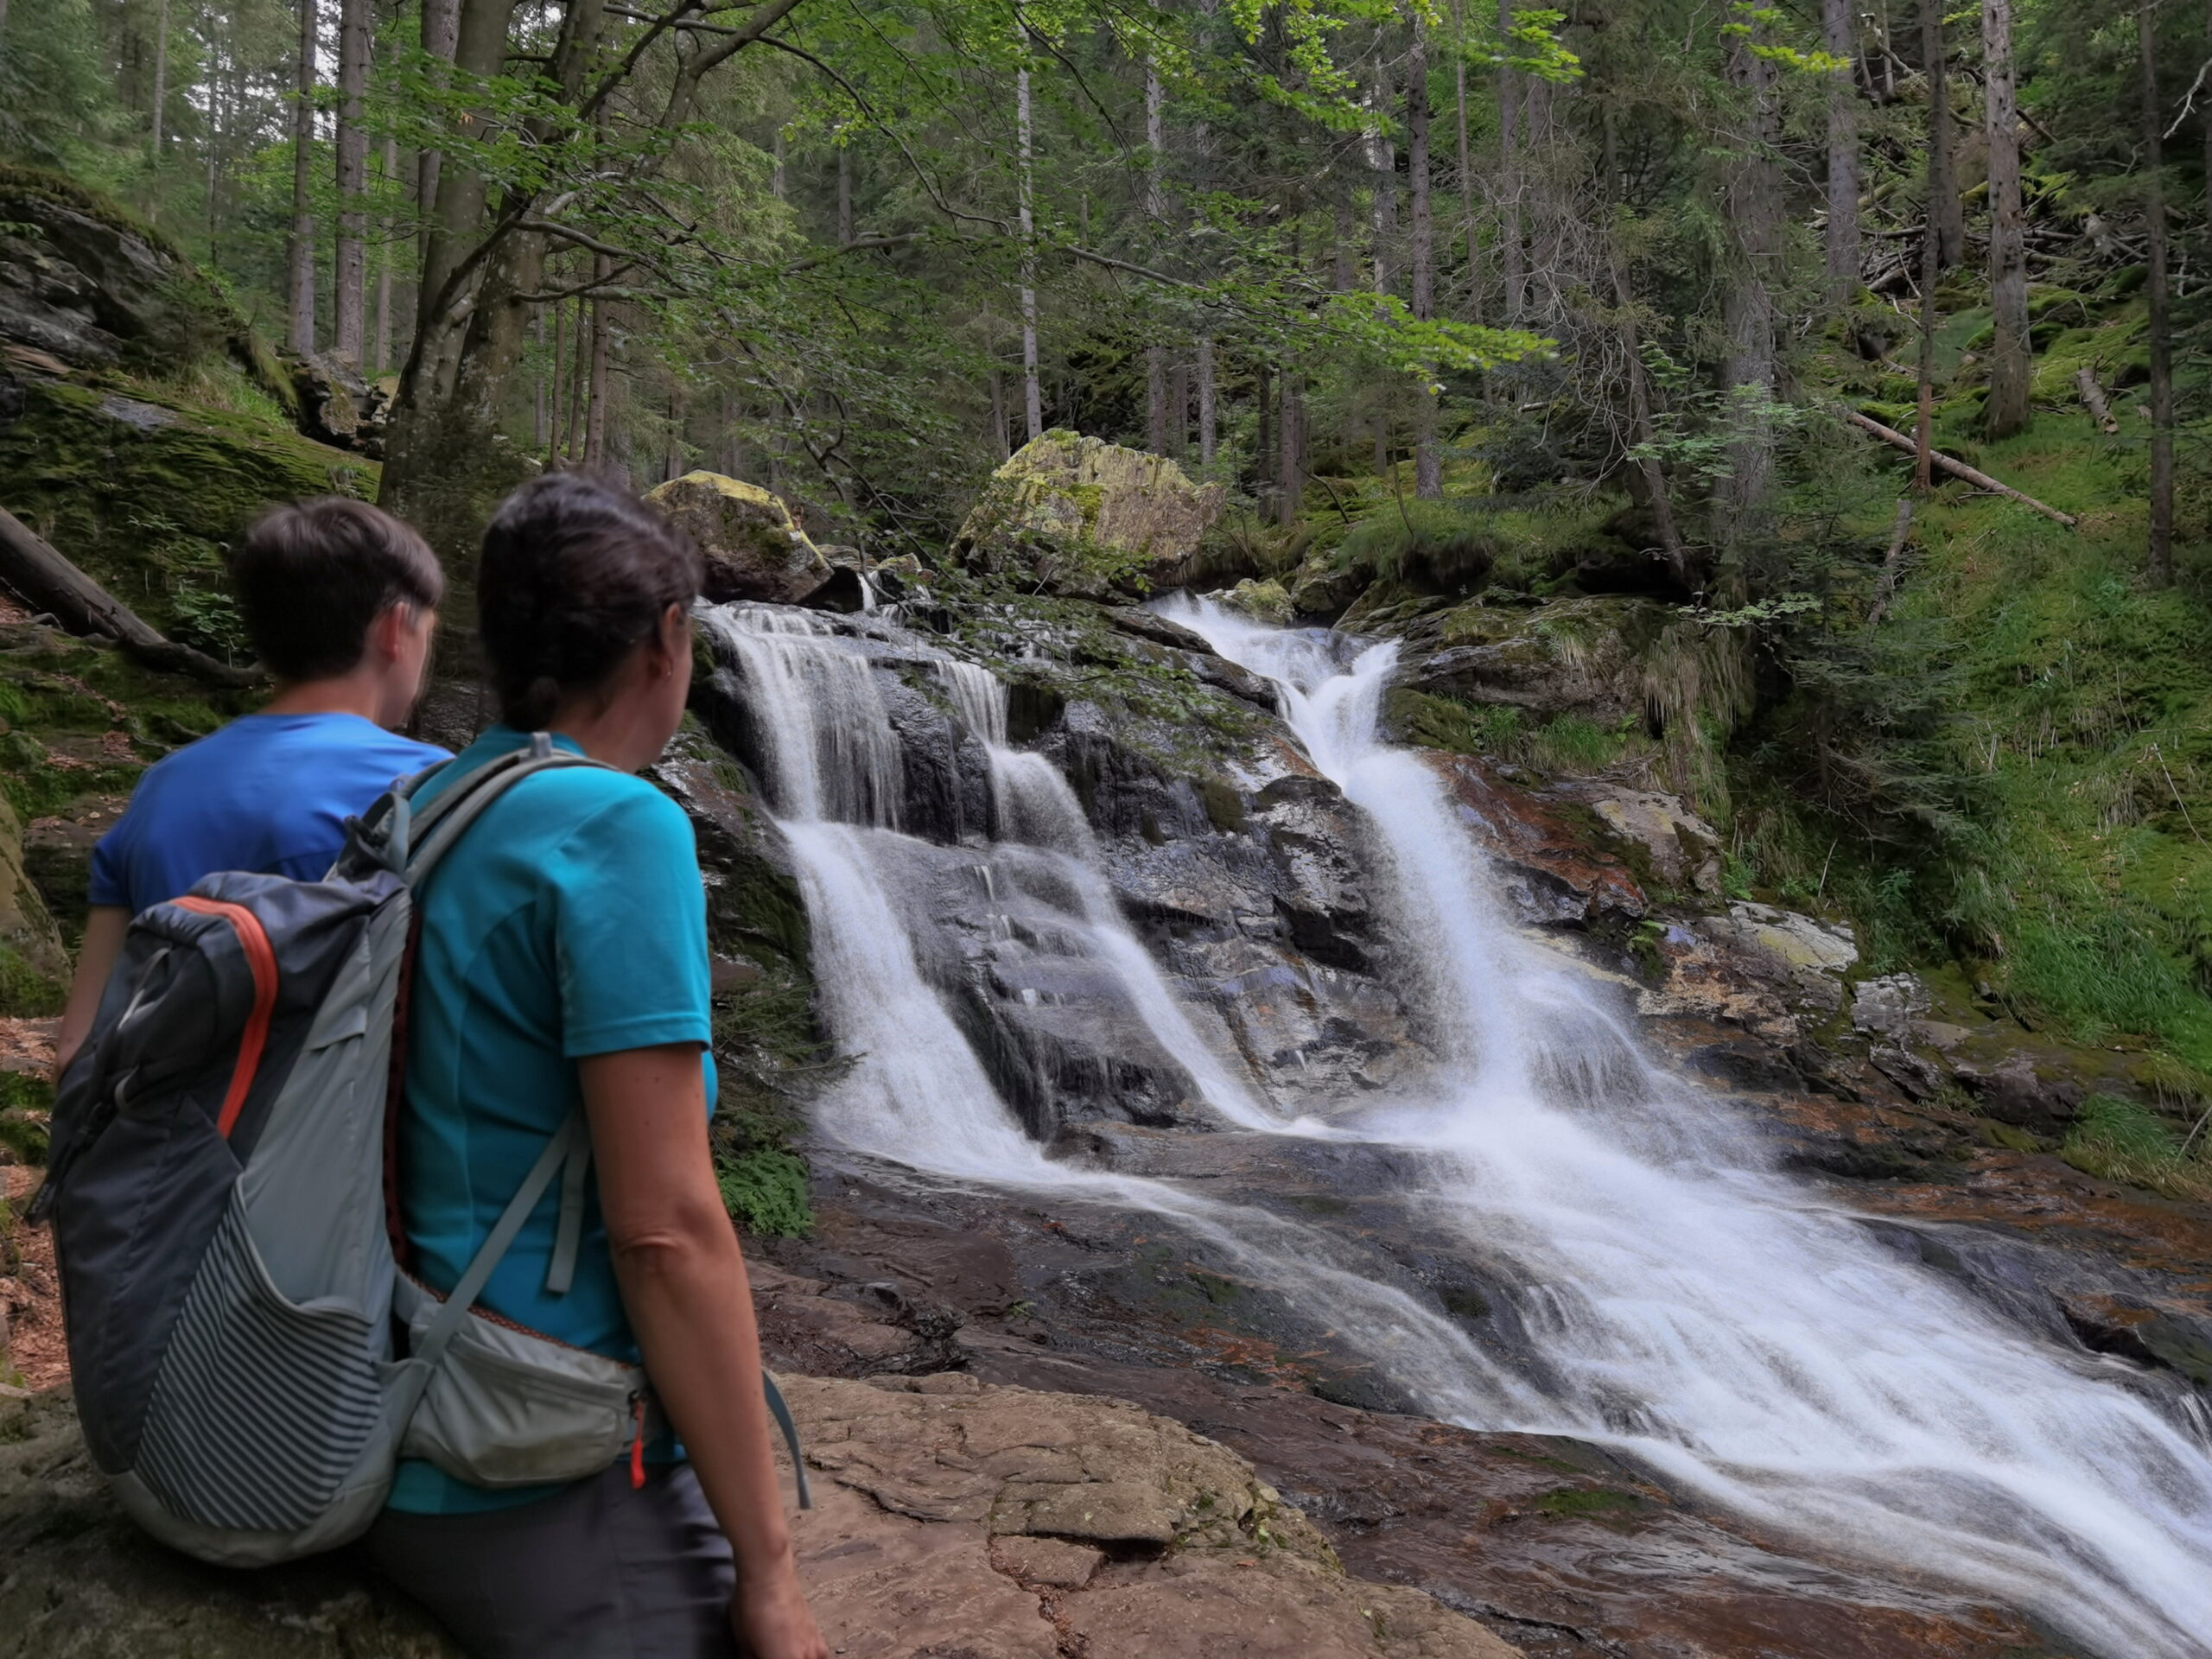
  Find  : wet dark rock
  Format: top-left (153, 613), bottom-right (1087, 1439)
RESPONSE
top-left (1954, 1057), bottom-right (2085, 1132)
top-left (1427, 755), bottom-right (1647, 926)
top-left (282, 353), bottom-right (386, 457)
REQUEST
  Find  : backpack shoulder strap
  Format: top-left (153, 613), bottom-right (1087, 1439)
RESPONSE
top-left (404, 738), bottom-right (620, 887)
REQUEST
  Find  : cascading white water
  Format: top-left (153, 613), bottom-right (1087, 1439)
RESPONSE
top-left (705, 597), bottom-right (2212, 1658)
top-left (1163, 594), bottom-right (2212, 1659)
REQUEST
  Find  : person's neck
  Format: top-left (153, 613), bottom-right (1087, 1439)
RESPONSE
top-left (538, 704), bottom-right (654, 773)
top-left (261, 674), bottom-right (391, 726)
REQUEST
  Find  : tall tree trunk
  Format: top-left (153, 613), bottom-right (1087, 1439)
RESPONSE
top-left (1018, 33), bottom-right (1043, 442)
top-left (1197, 334), bottom-right (1216, 465)
top-left (1369, 54), bottom-right (1396, 295)
top-left (1277, 372), bottom-right (1304, 529)
top-left (288, 0), bottom-right (318, 355)
top-left (415, 0), bottom-right (458, 270)
top-left (836, 146), bottom-right (853, 245)
top-left (1453, 0), bottom-right (1479, 322)
top-left (585, 254), bottom-right (610, 468)
top-left (1496, 0), bottom-right (1524, 321)
top-left (1822, 0), bottom-right (1859, 299)
top-left (533, 307), bottom-right (549, 451)
top-left (1719, 17), bottom-right (1782, 557)
top-left (1333, 190), bottom-right (1357, 291)
top-left (1255, 362), bottom-right (1273, 505)
top-left (2142, 3), bottom-right (2173, 587)
top-left (1923, 0), bottom-right (1963, 268)
top-left (375, 133), bottom-right (398, 372)
top-left (149, 0), bottom-right (169, 160)
top-left (988, 365), bottom-right (1008, 460)
top-left (1145, 58), bottom-right (1167, 454)
top-left (1409, 22), bottom-right (1440, 499)
top-left (1980, 0), bottom-right (2031, 436)
top-left (1914, 184), bottom-right (1938, 493)
top-left (334, 0), bottom-right (371, 364)
top-left (1602, 105), bottom-right (1685, 580)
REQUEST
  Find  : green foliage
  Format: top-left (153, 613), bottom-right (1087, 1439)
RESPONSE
top-left (2061, 1095), bottom-right (2212, 1204)
top-left (0, 1072), bottom-right (54, 1166)
top-left (715, 1146), bottom-right (815, 1238)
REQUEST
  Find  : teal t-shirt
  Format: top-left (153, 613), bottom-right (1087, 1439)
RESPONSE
top-left (386, 727), bottom-right (715, 1515)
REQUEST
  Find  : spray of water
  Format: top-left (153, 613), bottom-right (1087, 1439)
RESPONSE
top-left (705, 598), bottom-right (2212, 1657)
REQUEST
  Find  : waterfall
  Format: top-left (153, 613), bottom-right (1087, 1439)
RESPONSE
top-left (702, 597), bottom-right (2212, 1659)
top-left (1164, 594), bottom-right (2212, 1659)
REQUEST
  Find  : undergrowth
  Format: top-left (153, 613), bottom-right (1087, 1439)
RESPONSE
top-left (2061, 1094), bottom-right (2212, 1203)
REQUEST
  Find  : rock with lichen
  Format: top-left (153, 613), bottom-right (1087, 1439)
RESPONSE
top-left (645, 471), bottom-right (836, 605)
top-left (952, 430), bottom-right (1225, 599)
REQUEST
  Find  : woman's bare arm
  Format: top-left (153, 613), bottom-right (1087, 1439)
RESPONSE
top-left (54, 906), bottom-right (130, 1082)
top-left (581, 1045), bottom-right (826, 1659)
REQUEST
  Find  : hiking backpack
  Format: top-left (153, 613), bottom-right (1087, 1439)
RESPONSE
top-left (33, 739), bottom-right (808, 1568)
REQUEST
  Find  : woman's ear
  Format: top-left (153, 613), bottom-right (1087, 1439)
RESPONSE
top-left (658, 603), bottom-right (690, 680)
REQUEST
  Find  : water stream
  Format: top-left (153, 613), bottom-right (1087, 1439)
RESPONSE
top-left (702, 598), bottom-right (2212, 1658)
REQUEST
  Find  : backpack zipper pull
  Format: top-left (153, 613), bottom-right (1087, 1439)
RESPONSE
top-left (630, 1395), bottom-right (647, 1490)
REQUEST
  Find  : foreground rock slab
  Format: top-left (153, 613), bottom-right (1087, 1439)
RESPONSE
top-left (784, 1372), bottom-right (1523, 1659)
top-left (0, 1373), bottom-right (1519, 1659)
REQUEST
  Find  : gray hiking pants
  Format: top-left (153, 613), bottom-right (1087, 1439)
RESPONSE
top-left (365, 1461), bottom-right (740, 1659)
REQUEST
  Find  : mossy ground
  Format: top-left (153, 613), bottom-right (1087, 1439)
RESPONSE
top-left (0, 372), bottom-right (373, 656)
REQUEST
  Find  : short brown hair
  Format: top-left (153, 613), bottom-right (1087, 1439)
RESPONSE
top-left (228, 499), bottom-right (444, 682)
top-left (477, 472), bottom-right (702, 731)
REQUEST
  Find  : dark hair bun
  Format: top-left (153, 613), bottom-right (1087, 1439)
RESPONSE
top-left (478, 472), bottom-right (703, 731)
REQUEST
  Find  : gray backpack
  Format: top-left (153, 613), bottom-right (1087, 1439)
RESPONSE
top-left (34, 740), bottom-right (808, 1568)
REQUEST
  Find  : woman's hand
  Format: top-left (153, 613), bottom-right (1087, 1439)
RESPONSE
top-left (732, 1552), bottom-right (829, 1659)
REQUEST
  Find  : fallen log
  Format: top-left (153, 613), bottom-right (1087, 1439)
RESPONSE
top-left (2075, 367), bottom-right (2120, 435)
top-left (0, 505), bottom-right (262, 685)
top-left (1843, 410), bottom-right (2079, 528)
top-left (1866, 497), bottom-right (1916, 625)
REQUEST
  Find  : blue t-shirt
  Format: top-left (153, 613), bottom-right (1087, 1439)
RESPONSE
top-left (89, 712), bottom-right (448, 914)
top-left (387, 726), bottom-right (715, 1516)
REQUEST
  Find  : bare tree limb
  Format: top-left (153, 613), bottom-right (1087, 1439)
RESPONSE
top-left (1845, 410), bottom-right (2078, 526)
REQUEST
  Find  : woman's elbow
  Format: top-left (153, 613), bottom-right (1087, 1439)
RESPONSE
top-left (605, 1199), bottom-right (738, 1277)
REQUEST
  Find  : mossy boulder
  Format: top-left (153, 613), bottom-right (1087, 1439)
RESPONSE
top-left (1287, 552), bottom-right (1370, 620)
top-left (1219, 577), bottom-right (1293, 625)
top-left (0, 375), bottom-right (371, 649)
top-left (645, 471), bottom-right (835, 605)
top-left (951, 430), bottom-right (1225, 599)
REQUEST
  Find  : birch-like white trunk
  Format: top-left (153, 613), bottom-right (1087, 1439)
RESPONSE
top-left (1018, 30), bottom-right (1043, 442)
top-left (288, 0), bottom-right (318, 355)
top-left (334, 0), bottom-right (372, 364)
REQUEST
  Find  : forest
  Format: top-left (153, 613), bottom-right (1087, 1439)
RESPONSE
top-left (9, 0), bottom-right (2206, 1143)
top-left (7, 4), bottom-right (2212, 1656)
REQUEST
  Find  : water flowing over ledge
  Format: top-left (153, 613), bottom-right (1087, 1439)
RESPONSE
top-left (698, 597), bottom-right (2212, 1659)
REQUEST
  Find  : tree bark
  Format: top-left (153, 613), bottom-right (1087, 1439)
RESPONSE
top-left (1018, 28), bottom-right (1042, 442)
top-left (586, 254), bottom-right (611, 468)
top-left (1369, 54), bottom-right (1396, 296)
top-left (1453, 0), bottom-right (1479, 322)
top-left (149, 0), bottom-right (169, 159)
top-left (334, 0), bottom-right (371, 364)
top-left (1602, 105), bottom-right (1685, 581)
top-left (1276, 373), bottom-right (1304, 529)
top-left (2075, 366), bottom-right (2117, 435)
top-left (415, 0), bottom-right (458, 269)
top-left (1145, 58), bottom-right (1167, 455)
top-left (1923, 0), bottom-right (1963, 269)
top-left (2142, 3), bottom-right (2173, 587)
top-left (533, 307), bottom-right (549, 452)
top-left (1496, 0), bottom-right (1524, 321)
top-left (1914, 180), bottom-right (1938, 492)
top-left (1409, 23), bottom-right (1440, 499)
top-left (1822, 0), bottom-right (1860, 299)
top-left (1197, 335), bottom-right (1216, 465)
top-left (1719, 17), bottom-right (1783, 553)
top-left (836, 145), bottom-right (853, 245)
top-left (288, 0), bottom-right (319, 356)
top-left (375, 133), bottom-right (399, 372)
top-left (1980, 0), bottom-right (2031, 437)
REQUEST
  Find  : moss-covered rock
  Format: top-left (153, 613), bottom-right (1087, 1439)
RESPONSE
top-left (645, 471), bottom-right (834, 604)
top-left (951, 430), bottom-right (1224, 599)
top-left (1220, 577), bottom-right (1293, 625)
top-left (0, 796), bottom-right (68, 1015)
top-left (0, 165), bottom-right (293, 416)
top-left (0, 375), bottom-right (372, 646)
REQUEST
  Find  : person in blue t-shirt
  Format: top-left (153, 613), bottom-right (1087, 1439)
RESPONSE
top-left (364, 474), bottom-right (824, 1659)
top-left (52, 498), bottom-right (448, 1079)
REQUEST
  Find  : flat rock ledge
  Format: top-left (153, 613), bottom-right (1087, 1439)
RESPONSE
top-left (0, 1376), bottom-right (1521, 1659)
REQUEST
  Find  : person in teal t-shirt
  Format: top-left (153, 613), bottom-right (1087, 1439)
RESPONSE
top-left (365, 474), bottom-right (825, 1659)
